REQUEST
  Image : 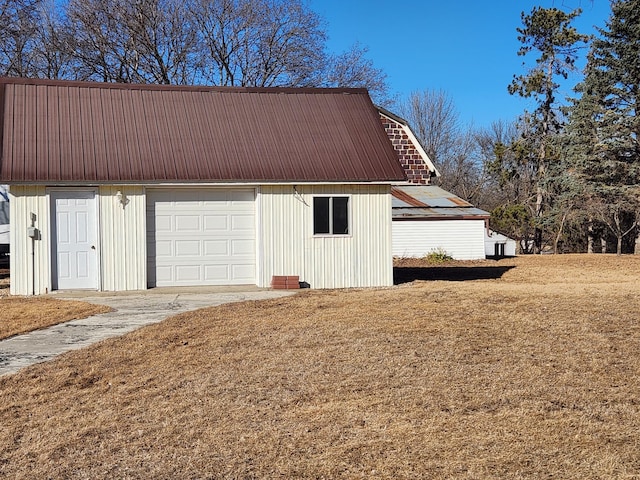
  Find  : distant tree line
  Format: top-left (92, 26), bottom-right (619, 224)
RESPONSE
top-left (401, 0), bottom-right (639, 255)
top-left (0, 0), bottom-right (389, 102)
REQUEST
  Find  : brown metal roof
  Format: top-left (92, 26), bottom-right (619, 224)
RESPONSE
top-left (0, 77), bottom-right (406, 184)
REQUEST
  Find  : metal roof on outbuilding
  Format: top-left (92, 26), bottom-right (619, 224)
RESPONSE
top-left (0, 77), bottom-right (406, 184)
top-left (392, 185), bottom-right (489, 220)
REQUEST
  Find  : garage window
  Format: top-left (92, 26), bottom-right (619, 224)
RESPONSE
top-left (313, 196), bottom-right (349, 235)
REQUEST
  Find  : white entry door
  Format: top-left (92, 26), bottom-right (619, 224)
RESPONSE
top-left (51, 191), bottom-right (98, 290)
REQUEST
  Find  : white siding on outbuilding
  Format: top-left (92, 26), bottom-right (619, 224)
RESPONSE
top-left (9, 185), bottom-right (51, 295)
top-left (9, 185), bottom-right (148, 295)
top-left (9, 184), bottom-right (394, 294)
top-left (99, 186), bottom-right (147, 291)
top-left (392, 219), bottom-right (486, 260)
top-left (485, 230), bottom-right (517, 257)
top-left (259, 184), bottom-right (393, 289)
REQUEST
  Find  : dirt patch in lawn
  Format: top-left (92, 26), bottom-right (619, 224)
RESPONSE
top-left (1, 254), bottom-right (640, 478)
top-left (0, 297), bottom-right (112, 340)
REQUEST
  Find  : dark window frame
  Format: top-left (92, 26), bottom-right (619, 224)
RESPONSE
top-left (313, 196), bottom-right (350, 236)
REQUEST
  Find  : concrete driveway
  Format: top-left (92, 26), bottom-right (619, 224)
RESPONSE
top-left (0, 287), bottom-right (297, 377)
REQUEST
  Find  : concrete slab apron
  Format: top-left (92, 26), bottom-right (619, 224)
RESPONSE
top-left (0, 290), bottom-right (296, 377)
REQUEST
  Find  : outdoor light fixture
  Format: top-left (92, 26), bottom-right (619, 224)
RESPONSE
top-left (115, 190), bottom-right (129, 209)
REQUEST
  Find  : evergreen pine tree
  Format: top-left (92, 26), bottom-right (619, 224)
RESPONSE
top-left (569, 0), bottom-right (640, 254)
top-left (509, 7), bottom-right (589, 253)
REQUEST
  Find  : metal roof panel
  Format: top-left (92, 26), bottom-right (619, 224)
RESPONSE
top-left (0, 78), bottom-right (406, 184)
top-left (391, 185), bottom-right (489, 219)
top-left (392, 185), bottom-right (477, 208)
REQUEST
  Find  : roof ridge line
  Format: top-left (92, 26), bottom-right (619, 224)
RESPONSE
top-left (0, 76), bottom-right (369, 95)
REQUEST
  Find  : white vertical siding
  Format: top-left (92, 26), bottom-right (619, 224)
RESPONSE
top-left (9, 186), bottom-right (51, 295)
top-left (10, 184), bottom-right (392, 294)
top-left (10, 186), bottom-right (146, 295)
top-left (258, 185), bottom-right (306, 286)
top-left (99, 186), bottom-right (147, 291)
top-left (392, 219), bottom-right (486, 260)
top-left (485, 231), bottom-right (517, 257)
top-left (259, 185), bottom-right (393, 289)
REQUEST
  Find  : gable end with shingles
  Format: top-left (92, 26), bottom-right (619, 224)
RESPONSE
top-left (377, 106), bottom-right (439, 185)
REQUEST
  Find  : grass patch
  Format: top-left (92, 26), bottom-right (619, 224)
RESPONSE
top-left (1, 255), bottom-right (640, 478)
top-left (423, 247), bottom-right (453, 263)
top-left (0, 297), bottom-right (112, 340)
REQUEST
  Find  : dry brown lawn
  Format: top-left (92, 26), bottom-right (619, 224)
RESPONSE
top-left (1, 254), bottom-right (640, 479)
top-left (0, 270), bottom-right (111, 338)
top-left (0, 297), bottom-right (111, 340)
top-left (0, 290), bottom-right (112, 340)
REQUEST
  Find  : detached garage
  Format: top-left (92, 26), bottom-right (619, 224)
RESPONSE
top-left (1, 77), bottom-right (405, 295)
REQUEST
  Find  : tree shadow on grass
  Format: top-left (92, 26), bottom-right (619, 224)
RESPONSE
top-left (394, 265), bottom-right (516, 284)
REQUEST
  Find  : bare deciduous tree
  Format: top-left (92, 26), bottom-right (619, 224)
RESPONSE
top-left (189, 0), bottom-right (248, 86)
top-left (398, 89), bottom-right (490, 205)
top-left (399, 89), bottom-right (459, 166)
top-left (190, 0), bottom-right (326, 87)
top-left (323, 42), bottom-right (388, 105)
top-left (62, 0), bottom-right (388, 97)
top-left (0, 0), bottom-right (40, 76)
top-left (67, 0), bottom-right (132, 82)
top-left (478, 119), bottom-right (528, 208)
top-left (124, 0), bottom-right (197, 84)
top-left (31, 0), bottom-right (76, 79)
top-left (67, 0), bottom-right (196, 84)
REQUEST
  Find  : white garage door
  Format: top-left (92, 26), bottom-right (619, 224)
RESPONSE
top-left (147, 189), bottom-right (256, 287)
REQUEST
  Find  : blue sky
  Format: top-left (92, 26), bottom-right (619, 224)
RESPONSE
top-left (308, 0), bottom-right (612, 128)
